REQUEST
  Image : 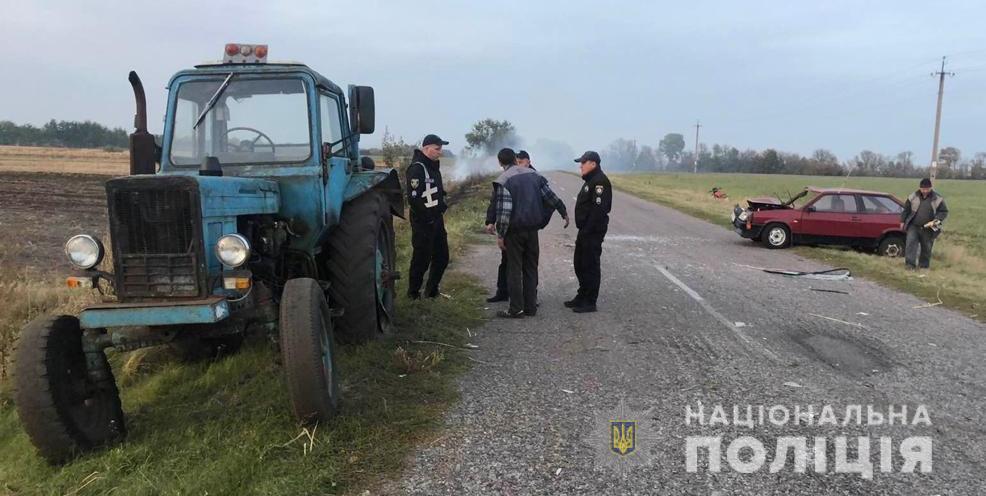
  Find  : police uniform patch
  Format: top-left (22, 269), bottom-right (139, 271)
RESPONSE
top-left (596, 197), bottom-right (602, 204)
top-left (411, 191), bottom-right (418, 197)
top-left (584, 185), bottom-right (589, 192)
top-left (595, 185), bottom-right (605, 195)
top-left (410, 178), bottom-right (419, 189)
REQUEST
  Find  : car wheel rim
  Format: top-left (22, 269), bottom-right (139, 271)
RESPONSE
top-left (886, 244), bottom-right (901, 257)
top-left (769, 228), bottom-right (786, 246)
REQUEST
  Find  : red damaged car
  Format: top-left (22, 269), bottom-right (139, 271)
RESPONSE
top-left (732, 187), bottom-right (906, 256)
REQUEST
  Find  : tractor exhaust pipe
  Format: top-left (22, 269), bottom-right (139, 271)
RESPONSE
top-left (128, 71), bottom-right (157, 175)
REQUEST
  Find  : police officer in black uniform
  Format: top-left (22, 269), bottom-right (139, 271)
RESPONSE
top-left (565, 151), bottom-right (612, 313)
top-left (405, 134), bottom-right (449, 299)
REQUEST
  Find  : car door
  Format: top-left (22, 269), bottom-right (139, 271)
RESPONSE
top-left (858, 194), bottom-right (904, 240)
top-left (799, 193), bottom-right (861, 244)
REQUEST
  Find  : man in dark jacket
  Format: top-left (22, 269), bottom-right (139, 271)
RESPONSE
top-left (405, 134), bottom-right (450, 298)
top-left (900, 177), bottom-right (948, 269)
top-left (491, 148), bottom-right (568, 318)
top-left (484, 150), bottom-right (536, 303)
top-left (565, 151), bottom-right (612, 313)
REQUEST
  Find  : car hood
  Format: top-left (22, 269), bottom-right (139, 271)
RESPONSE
top-left (746, 197), bottom-right (792, 211)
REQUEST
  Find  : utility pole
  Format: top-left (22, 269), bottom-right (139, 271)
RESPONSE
top-left (929, 56), bottom-right (954, 181)
top-left (693, 120), bottom-right (701, 174)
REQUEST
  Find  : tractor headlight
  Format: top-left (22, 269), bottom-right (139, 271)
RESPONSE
top-left (64, 234), bottom-right (104, 269)
top-left (216, 234), bottom-right (251, 267)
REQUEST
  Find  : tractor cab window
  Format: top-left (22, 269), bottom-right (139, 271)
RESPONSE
top-left (170, 77), bottom-right (312, 166)
top-left (319, 93), bottom-right (344, 157)
top-left (811, 194), bottom-right (858, 213)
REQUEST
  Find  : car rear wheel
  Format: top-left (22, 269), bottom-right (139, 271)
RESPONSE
top-left (878, 235), bottom-right (905, 257)
top-left (762, 223), bottom-right (791, 249)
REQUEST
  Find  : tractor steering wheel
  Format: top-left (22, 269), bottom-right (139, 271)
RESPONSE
top-left (225, 127), bottom-right (276, 156)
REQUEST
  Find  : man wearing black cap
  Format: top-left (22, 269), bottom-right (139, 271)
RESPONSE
top-left (516, 150), bottom-right (536, 170)
top-left (405, 134), bottom-right (450, 298)
top-left (566, 151), bottom-right (612, 313)
top-left (900, 177), bottom-right (948, 269)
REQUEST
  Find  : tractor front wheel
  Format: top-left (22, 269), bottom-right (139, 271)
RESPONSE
top-left (279, 278), bottom-right (338, 424)
top-left (326, 190), bottom-right (397, 343)
top-left (12, 315), bottom-right (125, 463)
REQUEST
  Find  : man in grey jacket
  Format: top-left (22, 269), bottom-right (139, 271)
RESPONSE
top-left (491, 148), bottom-right (568, 318)
top-left (900, 177), bottom-right (949, 269)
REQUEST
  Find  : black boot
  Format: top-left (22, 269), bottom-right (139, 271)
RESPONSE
top-left (563, 297), bottom-right (583, 308)
top-left (572, 303), bottom-right (597, 313)
top-left (486, 293), bottom-right (509, 303)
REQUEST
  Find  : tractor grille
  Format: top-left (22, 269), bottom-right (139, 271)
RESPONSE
top-left (106, 177), bottom-right (206, 300)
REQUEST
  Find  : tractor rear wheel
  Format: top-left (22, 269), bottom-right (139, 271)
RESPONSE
top-left (279, 278), bottom-right (338, 424)
top-left (12, 315), bottom-right (125, 463)
top-left (326, 190), bottom-right (397, 343)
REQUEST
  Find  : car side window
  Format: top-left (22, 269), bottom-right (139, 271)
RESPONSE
top-left (861, 195), bottom-right (903, 214)
top-left (319, 93), bottom-right (344, 155)
top-left (812, 194), bottom-right (858, 213)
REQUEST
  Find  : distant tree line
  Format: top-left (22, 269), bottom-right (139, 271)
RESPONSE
top-left (601, 132), bottom-right (986, 180)
top-left (0, 120), bottom-right (129, 149)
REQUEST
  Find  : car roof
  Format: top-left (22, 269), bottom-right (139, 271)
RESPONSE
top-left (807, 186), bottom-right (893, 196)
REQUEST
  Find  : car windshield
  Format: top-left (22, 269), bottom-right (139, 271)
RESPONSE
top-left (169, 77), bottom-right (311, 166)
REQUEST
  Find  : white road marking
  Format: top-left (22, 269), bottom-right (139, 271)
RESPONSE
top-left (654, 264), bottom-right (779, 361)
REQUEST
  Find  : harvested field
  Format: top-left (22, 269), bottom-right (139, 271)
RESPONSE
top-left (0, 145), bottom-right (128, 175)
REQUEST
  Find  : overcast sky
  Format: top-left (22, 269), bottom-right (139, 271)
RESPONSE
top-left (3, 0), bottom-right (985, 162)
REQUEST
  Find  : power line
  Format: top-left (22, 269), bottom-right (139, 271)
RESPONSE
top-left (693, 120), bottom-right (701, 173)
top-left (929, 56), bottom-right (956, 180)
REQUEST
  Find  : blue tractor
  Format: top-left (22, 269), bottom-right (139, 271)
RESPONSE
top-left (11, 44), bottom-right (404, 463)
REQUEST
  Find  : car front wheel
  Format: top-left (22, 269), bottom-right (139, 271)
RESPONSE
top-left (762, 223), bottom-right (791, 249)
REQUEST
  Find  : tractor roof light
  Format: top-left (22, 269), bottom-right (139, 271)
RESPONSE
top-left (223, 43), bottom-right (268, 64)
top-left (64, 234), bottom-right (104, 270)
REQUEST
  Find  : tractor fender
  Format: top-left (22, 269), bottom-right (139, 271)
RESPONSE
top-left (343, 169), bottom-right (405, 219)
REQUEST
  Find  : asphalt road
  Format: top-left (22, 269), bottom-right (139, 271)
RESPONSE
top-left (389, 171), bottom-right (985, 495)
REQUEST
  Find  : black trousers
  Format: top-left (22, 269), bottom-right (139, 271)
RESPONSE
top-left (494, 250), bottom-right (508, 297)
top-left (505, 228), bottom-right (539, 314)
top-left (408, 217), bottom-right (449, 297)
top-left (574, 229), bottom-right (605, 305)
top-left (905, 225), bottom-right (936, 269)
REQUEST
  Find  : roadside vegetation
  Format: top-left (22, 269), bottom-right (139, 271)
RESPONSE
top-left (610, 172), bottom-right (985, 321)
top-left (0, 177), bottom-right (491, 495)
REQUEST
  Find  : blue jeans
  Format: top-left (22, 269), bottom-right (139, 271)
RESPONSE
top-left (905, 225), bottom-right (935, 268)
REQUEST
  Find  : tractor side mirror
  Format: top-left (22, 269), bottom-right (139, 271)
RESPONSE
top-left (348, 85), bottom-right (375, 135)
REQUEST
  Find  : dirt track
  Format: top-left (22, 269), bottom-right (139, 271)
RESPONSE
top-left (0, 171), bottom-right (108, 274)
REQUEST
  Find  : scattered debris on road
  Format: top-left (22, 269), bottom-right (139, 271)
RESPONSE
top-left (783, 381), bottom-right (803, 388)
top-left (808, 313), bottom-right (870, 330)
top-left (809, 287), bottom-right (850, 295)
top-left (913, 287), bottom-right (944, 309)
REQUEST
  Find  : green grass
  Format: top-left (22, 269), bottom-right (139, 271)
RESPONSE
top-left (0, 180), bottom-right (491, 495)
top-left (610, 172), bottom-right (985, 321)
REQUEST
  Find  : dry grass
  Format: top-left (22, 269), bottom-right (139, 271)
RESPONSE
top-left (0, 145), bottom-right (128, 175)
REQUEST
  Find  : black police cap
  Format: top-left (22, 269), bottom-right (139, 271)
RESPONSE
top-left (422, 134), bottom-right (449, 147)
top-left (574, 151), bottom-right (601, 164)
